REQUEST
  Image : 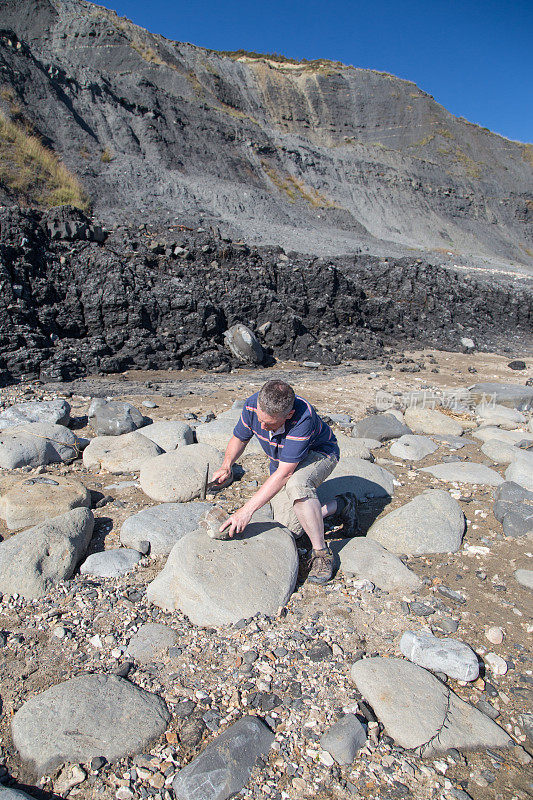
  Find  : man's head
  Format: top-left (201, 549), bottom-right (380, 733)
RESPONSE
top-left (257, 380), bottom-right (295, 431)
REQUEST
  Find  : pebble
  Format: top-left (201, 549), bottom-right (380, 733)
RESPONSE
top-left (484, 652), bottom-right (508, 676)
top-left (485, 626), bottom-right (504, 645)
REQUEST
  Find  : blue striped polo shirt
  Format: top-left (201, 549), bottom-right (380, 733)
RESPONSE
top-left (233, 392), bottom-right (339, 474)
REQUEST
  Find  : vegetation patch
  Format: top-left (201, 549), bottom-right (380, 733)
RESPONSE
top-left (522, 143), bottom-right (533, 168)
top-left (262, 162), bottom-right (337, 207)
top-left (0, 112), bottom-right (88, 210)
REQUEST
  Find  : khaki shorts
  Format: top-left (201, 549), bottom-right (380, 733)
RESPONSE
top-left (270, 450), bottom-right (338, 537)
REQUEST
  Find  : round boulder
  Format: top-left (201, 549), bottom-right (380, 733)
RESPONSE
top-left (80, 548), bottom-right (142, 578)
top-left (89, 399), bottom-right (145, 436)
top-left (0, 475), bottom-right (90, 530)
top-left (389, 434), bottom-right (437, 461)
top-left (139, 420), bottom-right (194, 451)
top-left (367, 490), bottom-right (465, 555)
top-left (11, 674), bottom-right (170, 776)
top-left (83, 432), bottom-right (162, 473)
top-left (0, 423), bottom-right (80, 469)
top-left (223, 324), bottom-right (263, 364)
top-left (404, 407), bottom-right (464, 437)
top-left (146, 522), bottom-right (298, 626)
top-left (140, 443), bottom-right (224, 502)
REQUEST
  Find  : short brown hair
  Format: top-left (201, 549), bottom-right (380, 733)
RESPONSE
top-left (257, 380), bottom-right (295, 417)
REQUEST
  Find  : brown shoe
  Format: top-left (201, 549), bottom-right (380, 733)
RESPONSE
top-left (307, 546), bottom-right (335, 584)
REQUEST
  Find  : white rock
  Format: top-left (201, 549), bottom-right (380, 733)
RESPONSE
top-left (80, 549), bottom-right (142, 578)
top-left (476, 403), bottom-right (526, 429)
top-left (514, 569), bottom-right (533, 589)
top-left (472, 427), bottom-right (533, 445)
top-left (480, 439), bottom-right (524, 465)
top-left (484, 652), bottom-right (508, 676)
top-left (400, 630), bottom-right (479, 681)
top-left (485, 627), bottom-right (504, 645)
top-left (505, 454), bottom-right (533, 492)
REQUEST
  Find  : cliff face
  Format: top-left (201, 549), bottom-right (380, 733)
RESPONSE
top-left (0, 0), bottom-right (532, 269)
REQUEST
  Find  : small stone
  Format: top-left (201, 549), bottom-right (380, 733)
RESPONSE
top-left (199, 505), bottom-right (231, 539)
top-left (320, 714), bottom-right (367, 765)
top-left (408, 602), bottom-right (435, 617)
top-left (485, 627), bottom-right (504, 645)
top-left (484, 653), bottom-right (508, 676)
top-left (127, 623), bottom-right (179, 664)
top-left (514, 569), bottom-right (533, 589)
top-left (308, 641), bottom-right (333, 662)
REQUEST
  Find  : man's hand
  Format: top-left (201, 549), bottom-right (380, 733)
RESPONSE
top-left (219, 505), bottom-right (253, 537)
top-left (211, 465), bottom-right (232, 485)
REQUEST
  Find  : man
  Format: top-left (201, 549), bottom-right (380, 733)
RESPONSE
top-left (212, 379), bottom-right (357, 584)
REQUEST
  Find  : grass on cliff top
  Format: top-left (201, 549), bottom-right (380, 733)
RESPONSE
top-left (0, 112), bottom-right (89, 210)
top-left (217, 49), bottom-right (346, 72)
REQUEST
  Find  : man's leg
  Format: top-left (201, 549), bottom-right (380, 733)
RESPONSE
top-left (293, 496), bottom-right (326, 551)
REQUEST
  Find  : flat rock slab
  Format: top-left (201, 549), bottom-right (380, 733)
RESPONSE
top-left (332, 538), bottom-right (421, 591)
top-left (317, 457), bottom-right (395, 504)
top-left (476, 403), bottom-right (526, 429)
top-left (173, 715), bottom-right (273, 800)
top-left (140, 444), bottom-right (224, 503)
top-left (139, 420), bottom-right (194, 451)
top-left (11, 674), bottom-right (170, 777)
top-left (120, 502), bottom-right (214, 555)
top-left (352, 414), bottom-right (411, 442)
top-left (0, 507), bottom-right (94, 599)
top-left (514, 569), bottom-right (533, 589)
top-left (351, 657), bottom-right (511, 755)
top-left (127, 623), bottom-right (178, 663)
top-left (431, 434), bottom-right (469, 450)
top-left (335, 434), bottom-right (374, 461)
top-left (404, 407), bottom-right (464, 437)
top-left (195, 411), bottom-right (262, 454)
top-left (390, 435), bottom-right (437, 461)
top-left (367, 490), bottom-right (464, 555)
top-left (0, 475), bottom-right (90, 530)
top-left (472, 426), bottom-right (533, 445)
top-left (420, 463), bottom-right (504, 486)
top-left (505, 454), bottom-right (533, 492)
top-left (400, 630), bottom-right (479, 681)
top-left (147, 522), bottom-right (298, 626)
top-left (0, 399), bottom-right (70, 430)
top-left (83, 432), bottom-right (162, 473)
top-left (80, 548), bottom-right (142, 578)
top-left (89, 399), bottom-right (146, 436)
top-left (481, 439), bottom-right (524, 464)
top-left (468, 383), bottom-right (533, 411)
top-left (320, 714), bottom-right (367, 765)
top-left (0, 423), bottom-right (80, 469)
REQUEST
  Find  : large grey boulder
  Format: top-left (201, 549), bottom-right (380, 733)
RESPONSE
top-left (120, 502), bottom-right (214, 555)
top-left (195, 410), bottom-right (262, 454)
top-left (138, 420), bottom-right (194, 451)
top-left (80, 548), bottom-right (142, 578)
top-left (172, 716), bottom-right (273, 800)
top-left (476, 403), bottom-right (526, 429)
top-left (420, 462), bottom-right (504, 486)
top-left (468, 383), bottom-right (533, 411)
top-left (320, 714), bottom-right (367, 765)
top-left (147, 522), bottom-right (298, 626)
top-left (367, 490), bottom-right (464, 555)
top-left (83, 431), bottom-right (162, 473)
top-left (0, 476), bottom-right (90, 530)
top-left (389, 434), bottom-right (437, 461)
top-left (351, 658), bottom-right (511, 754)
top-left (127, 623), bottom-right (178, 663)
top-left (11, 674), bottom-right (170, 777)
top-left (223, 324), bottom-right (263, 364)
top-left (317, 457), bottom-right (395, 504)
top-left (332, 538), bottom-right (421, 591)
top-left (404, 407), bottom-right (464, 437)
top-left (352, 414), bottom-right (411, 442)
top-left (0, 399), bottom-right (70, 430)
top-left (505, 453), bottom-right (533, 492)
top-left (140, 444), bottom-right (224, 503)
top-left (400, 631), bottom-right (479, 681)
top-left (493, 481), bottom-right (533, 521)
top-left (0, 423), bottom-right (80, 468)
top-left (0, 508), bottom-right (94, 599)
top-left (89, 399), bottom-right (145, 436)
top-left (336, 433), bottom-right (375, 461)
top-left (0, 788), bottom-right (36, 799)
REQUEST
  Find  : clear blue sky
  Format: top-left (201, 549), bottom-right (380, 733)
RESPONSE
top-left (104, 0), bottom-right (532, 143)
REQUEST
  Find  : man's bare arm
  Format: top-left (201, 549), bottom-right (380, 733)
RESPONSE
top-left (212, 435), bottom-right (248, 484)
